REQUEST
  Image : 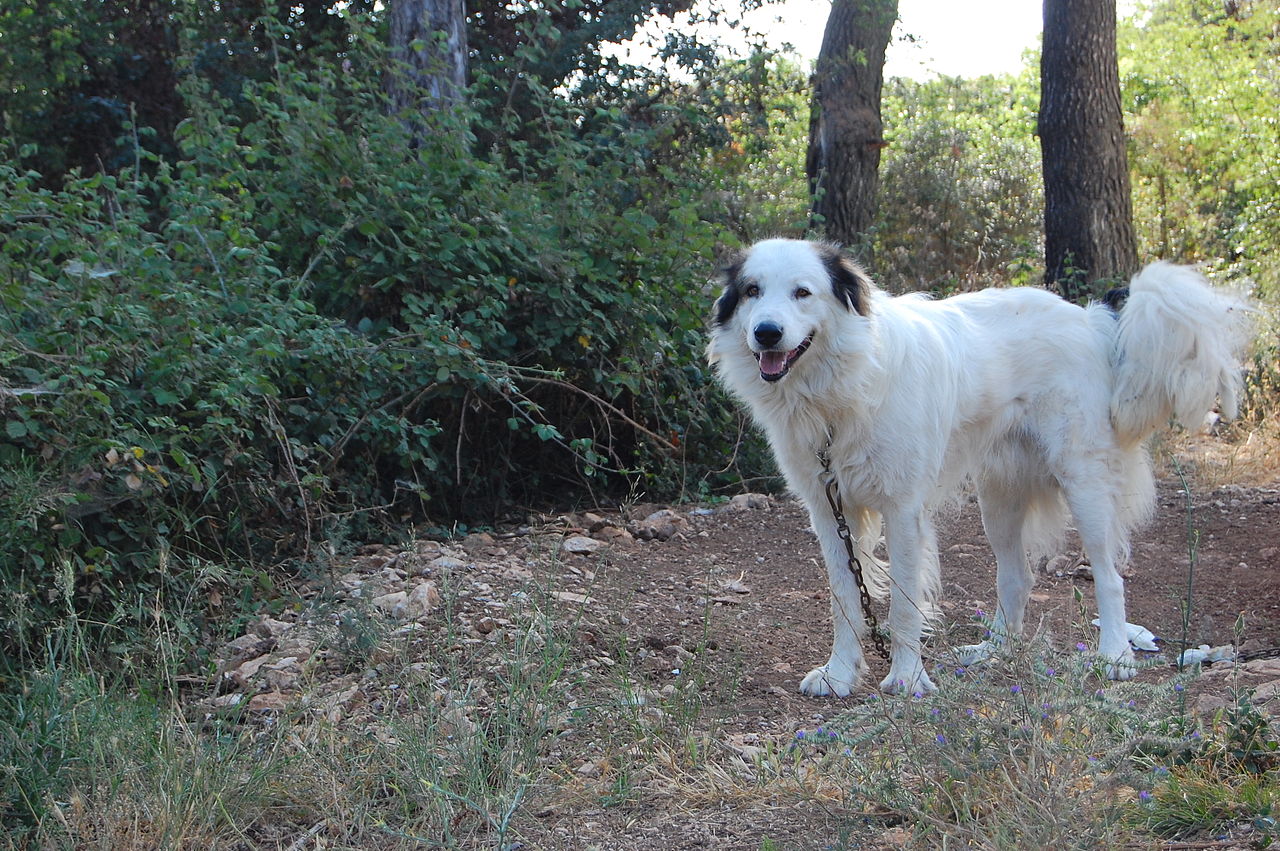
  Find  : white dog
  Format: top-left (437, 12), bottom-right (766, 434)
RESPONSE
top-left (707, 239), bottom-right (1250, 696)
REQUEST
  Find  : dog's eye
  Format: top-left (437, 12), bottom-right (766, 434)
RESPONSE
top-left (795, 287), bottom-right (811, 299)
top-left (744, 284), bottom-right (760, 298)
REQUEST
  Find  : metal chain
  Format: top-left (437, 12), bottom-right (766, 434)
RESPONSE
top-left (815, 443), bottom-right (890, 660)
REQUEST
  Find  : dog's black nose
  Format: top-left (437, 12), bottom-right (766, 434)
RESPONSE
top-left (754, 322), bottom-right (783, 348)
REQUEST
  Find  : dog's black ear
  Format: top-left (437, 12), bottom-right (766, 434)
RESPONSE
top-left (1102, 285), bottom-right (1129, 313)
top-left (712, 253), bottom-right (747, 327)
top-left (819, 245), bottom-right (873, 316)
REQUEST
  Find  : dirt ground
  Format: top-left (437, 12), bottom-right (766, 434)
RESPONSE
top-left (208, 469), bottom-right (1280, 850)
top-left (636, 480), bottom-right (1280, 708)
top-left (514, 478), bottom-right (1280, 849)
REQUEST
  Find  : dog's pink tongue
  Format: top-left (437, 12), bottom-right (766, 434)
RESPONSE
top-left (759, 351), bottom-right (787, 376)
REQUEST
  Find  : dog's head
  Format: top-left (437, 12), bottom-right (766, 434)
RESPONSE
top-left (708, 239), bottom-right (872, 384)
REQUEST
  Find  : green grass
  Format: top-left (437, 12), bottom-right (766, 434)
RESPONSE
top-left (1, 643), bottom-right (285, 846)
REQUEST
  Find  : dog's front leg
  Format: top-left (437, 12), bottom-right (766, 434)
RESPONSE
top-left (798, 503), bottom-right (869, 697)
top-left (880, 505), bottom-right (938, 695)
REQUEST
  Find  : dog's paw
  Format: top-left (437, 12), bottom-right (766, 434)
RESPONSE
top-left (879, 665), bottom-right (938, 696)
top-left (1103, 647), bottom-right (1138, 681)
top-left (951, 641), bottom-right (998, 667)
top-left (799, 663), bottom-right (860, 698)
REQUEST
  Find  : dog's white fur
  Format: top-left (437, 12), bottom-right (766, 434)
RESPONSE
top-left (708, 239), bottom-right (1251, 696)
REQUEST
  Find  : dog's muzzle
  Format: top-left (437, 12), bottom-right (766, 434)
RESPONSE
top-left (754, 333), bottom-right (813, 382)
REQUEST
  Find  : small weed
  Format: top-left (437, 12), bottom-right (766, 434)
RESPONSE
top-left (1129, 686), bottom-right (1280, 843)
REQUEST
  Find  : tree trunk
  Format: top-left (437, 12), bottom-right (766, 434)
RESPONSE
top-left (387, 0), bottom-right (468, 143)
top-left (806, 0), bottom-right (898, 250)
top-left (1039, 0), bottom-right (1138, 301)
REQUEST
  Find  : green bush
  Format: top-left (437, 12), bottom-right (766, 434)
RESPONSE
top-left (0, 17), bottom-right (779, 661)
top-left (0, 159), bottom-right (429, 651)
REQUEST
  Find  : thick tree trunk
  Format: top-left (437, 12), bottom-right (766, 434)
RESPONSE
top-left (806, 0), bottom-right (898, 250)
top-left (1039, 0), bottom-right (1139, 301)
top-left (387, 0), bottom-right (468, 142)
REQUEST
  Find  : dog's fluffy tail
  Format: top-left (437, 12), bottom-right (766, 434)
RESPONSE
top-left (1109, 262), bottom-right (1252, 446)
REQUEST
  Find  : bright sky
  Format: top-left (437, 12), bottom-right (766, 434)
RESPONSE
top-left (612, 1), bottom-right (1139, 80)
top-left (740, 0), bottom-right (1044, 79)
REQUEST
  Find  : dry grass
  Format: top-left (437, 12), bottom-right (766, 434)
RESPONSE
top-left (5, 505), bottom-right (1279, 850)
top-left (1156, 423), bottom-right (1280, 489)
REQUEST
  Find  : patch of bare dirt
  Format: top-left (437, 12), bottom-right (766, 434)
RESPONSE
top-left (558, 480), bottom-right (1280, 724)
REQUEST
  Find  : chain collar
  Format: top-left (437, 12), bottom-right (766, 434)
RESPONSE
top-left (815, 435), bottom-right (889, 660)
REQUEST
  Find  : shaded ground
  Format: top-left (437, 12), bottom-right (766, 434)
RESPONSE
top-left (204, 476), bottom-right (1280, 849)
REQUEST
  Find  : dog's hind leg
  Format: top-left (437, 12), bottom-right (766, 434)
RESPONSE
top-left (1063, 473), bottom-right (1138, 680)
top-left (955, 480), bottom-right (1034, 667)
top-left (879, 503), bottom-right (940, 695)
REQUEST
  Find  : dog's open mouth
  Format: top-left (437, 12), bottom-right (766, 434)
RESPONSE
top-left (755, 335), bottom-right (812, 382)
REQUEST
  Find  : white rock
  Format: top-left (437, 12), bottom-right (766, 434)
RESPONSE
top-left (582, 512), bottom-right (611, 532)
top-left (634, 509), bottom-right (688, 541)
top-left (225, 654), bottom-right (270, 686)
top-left (1091, 618), bottom-right (1160, 651)
top-left (597, 526), bottom-right (634, 544)
top-left (562, 535), bottom-right (606, 555)
top-left (225, 633), bottom-right (265, 655)
top-left (1179, 645), bottom-right (1212, 666)
top-left (727, 493), bottom-right (770, 511)
top-left (396, 580), bottom-right (441, 619)
top-left (430, 555), bottom-right (468, 571)
top-left (1045, 553), bottom-right (1078, 575)
top-left (372, 591), bottom-right (408, 614)
top-left (254, 617), bottom-right (294, 638)
top-left (1206, 644), bottom-right (1237, 662)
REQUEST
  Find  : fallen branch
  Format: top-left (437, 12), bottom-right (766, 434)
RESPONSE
top-left (1, 387), bottom-right (56, 397)
top-left (284, 820), bottom-right (327, 851)
top-left (518, 374), bottom-right (677, 453)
